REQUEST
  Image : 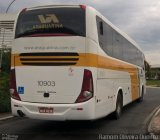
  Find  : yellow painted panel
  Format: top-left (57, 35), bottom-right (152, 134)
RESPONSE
top-left (12, 53), bottom-right (139, 101)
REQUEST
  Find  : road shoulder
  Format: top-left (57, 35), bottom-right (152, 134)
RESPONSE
top-left (148, 105), bottom-right (160, 135)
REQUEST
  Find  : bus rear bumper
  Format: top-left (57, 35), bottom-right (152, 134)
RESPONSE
top-left (11, 98), bottom-right (96, 120)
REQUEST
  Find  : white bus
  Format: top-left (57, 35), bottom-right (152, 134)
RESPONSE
top-left (10, 5), bottom-right (146, 120)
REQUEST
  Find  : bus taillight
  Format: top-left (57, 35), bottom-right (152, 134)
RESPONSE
top-left (10, 69), bottom-right (21, 101)
top-left (75, 69), bottom-right (94, 103)
top-left (80, 5), bottom-right (86, 10)
top-left (20, 8), bottom-right (27, 13)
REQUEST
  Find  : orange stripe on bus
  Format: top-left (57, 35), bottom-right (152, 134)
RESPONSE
top-left (11, 53), bottom-right (139, 101)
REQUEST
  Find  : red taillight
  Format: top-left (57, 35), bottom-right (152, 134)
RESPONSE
top-left (10, 69), bottom-right (21, 101)
top-left (80, 5), bottom-right (86, 10)
top-left (20, 8), bottom-right (27, 13)
top-left (75, 69), bottom-right (94, 103)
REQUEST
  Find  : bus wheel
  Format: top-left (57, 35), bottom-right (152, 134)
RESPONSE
top-left (137, 87), bottom-right (144, 103)
top-left (113, 93), bottom-right (123, 120)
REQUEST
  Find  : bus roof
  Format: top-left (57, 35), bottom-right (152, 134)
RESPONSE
top-left (26, 4), bottom-right (84, 11)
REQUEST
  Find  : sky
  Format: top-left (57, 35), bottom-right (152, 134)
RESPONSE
top-left (0, 0), bottom-right (160, 66)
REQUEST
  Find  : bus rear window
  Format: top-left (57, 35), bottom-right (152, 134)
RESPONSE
top-left (15, 8), bottom-right (86, 38)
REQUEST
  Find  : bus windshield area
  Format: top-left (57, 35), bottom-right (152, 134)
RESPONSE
top-left (15, 8), bottom-right (86, 38)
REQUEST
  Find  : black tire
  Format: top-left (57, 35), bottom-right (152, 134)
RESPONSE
top-left (137, 87), bottom-right (144, 103)
top-left (113, 93), bottom-right (123, 120)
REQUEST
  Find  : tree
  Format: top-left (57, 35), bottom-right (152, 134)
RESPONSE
top-left (1, 48), bottom-right (11, 73)
top-left (0, 48), bottom-right (11, 113)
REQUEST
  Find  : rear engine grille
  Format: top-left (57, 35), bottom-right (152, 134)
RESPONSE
top-left (19, 52), bottom-right (79, 66)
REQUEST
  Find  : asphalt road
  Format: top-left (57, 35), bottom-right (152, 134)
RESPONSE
top-left (0, 88), bottom-right (160, 140)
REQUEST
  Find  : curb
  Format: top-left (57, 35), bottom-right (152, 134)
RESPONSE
top-left (147, 105), bottom-right (160, 135)
top-left (0, 115), bottom-right (14, 121)
top-left (0, 113), bottom-right (14, 121)
top-left (146, 86), bottom-right (160, 89)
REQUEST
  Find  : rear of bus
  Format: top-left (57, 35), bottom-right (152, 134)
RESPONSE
top-left (10, 5), bottom-right (96, 120)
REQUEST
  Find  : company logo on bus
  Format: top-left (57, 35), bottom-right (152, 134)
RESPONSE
top-left (38, 14), bottom-right (59, 24)
top-left (32, 14), bottom-right (63, 29)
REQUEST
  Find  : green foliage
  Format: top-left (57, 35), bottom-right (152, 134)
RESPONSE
top-left (146, 79), bottom-right (160, 87)
top-left (1, 49), bottom-right (11, 73)
top-left (0, 49), bottom-right (11, 113)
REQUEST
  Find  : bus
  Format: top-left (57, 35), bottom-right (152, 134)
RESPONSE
top-left (10, 5), bottom-right (146, 120)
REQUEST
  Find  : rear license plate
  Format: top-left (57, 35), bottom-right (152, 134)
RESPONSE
top-left (38, 107), bottom-right (53, 113)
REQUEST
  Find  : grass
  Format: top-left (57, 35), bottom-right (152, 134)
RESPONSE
top-left (146, 79), bottom-right (160, 87)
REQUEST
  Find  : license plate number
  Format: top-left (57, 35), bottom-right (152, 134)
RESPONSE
top-left (38, 107), bottom-right (53, 113)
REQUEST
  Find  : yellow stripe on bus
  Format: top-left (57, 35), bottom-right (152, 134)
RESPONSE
top-left (76, 53), bottom-right (139, 101)
top-left (11, 53), bottom-right (139, 101)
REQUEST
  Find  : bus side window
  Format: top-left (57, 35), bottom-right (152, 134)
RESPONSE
top-left (100, 21), bottom-right (103, 35)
